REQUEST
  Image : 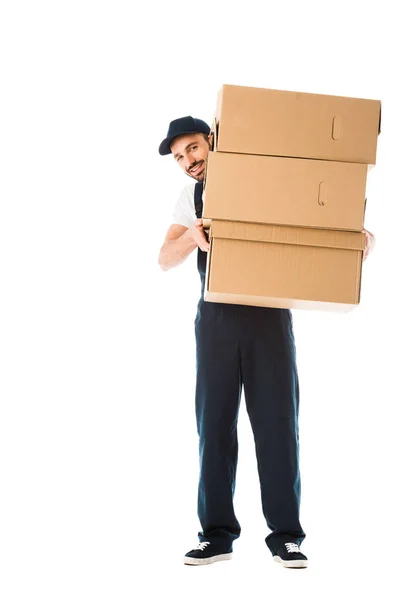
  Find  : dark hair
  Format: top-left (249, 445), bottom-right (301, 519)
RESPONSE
top-left (201, 132), bottom-right (213, 149)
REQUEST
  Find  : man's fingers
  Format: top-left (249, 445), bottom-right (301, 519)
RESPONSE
top-left (194, 229), bottom-right (210, 251)
top-left (200, 240), bottom-right (210, 252)
top-left (199, 239), bottom-right (210, 252)
top-left (362, 228), bottom-right (375, 262)
top-left (191, 220), bottom-right (210, 252)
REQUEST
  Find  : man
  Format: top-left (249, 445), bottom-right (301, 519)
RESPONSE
top-left (158, 116), bottom-right (374, 569)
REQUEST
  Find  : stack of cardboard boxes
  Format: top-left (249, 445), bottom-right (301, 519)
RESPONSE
top-left (202, 84), bottom-right (381, 312)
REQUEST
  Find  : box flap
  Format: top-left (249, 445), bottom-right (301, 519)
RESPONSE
top-left (210, 220), bottom-right (366, 251)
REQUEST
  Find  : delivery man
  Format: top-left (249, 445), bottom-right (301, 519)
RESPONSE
top-left (158, 116), bottom-right (374, 569)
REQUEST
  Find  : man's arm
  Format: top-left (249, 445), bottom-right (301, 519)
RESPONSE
top-left (158, 219), bottom-right (210, 271)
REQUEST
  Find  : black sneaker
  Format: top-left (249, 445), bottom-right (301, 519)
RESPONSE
top-left (273, 542), bottom-right (308, 568)
top-left (183, 541), bottom-right (233, 566)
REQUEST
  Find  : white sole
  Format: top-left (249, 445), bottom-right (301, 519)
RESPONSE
top-left (184, 553), bottom-right (233, 566)
top-left (274, 556), bottom-right (308, 568)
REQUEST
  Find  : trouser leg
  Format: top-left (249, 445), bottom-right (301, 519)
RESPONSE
top-left (240, 309), bottom-right (305, 554)
top-left (195, 315), bottom-right (242, 548)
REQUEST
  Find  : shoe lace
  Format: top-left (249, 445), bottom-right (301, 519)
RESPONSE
top-left (194, 541), bottom-right (210, 551)
top-left (285, 543), bottom-right (300, 553)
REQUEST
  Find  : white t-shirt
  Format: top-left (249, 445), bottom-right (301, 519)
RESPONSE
top-left (172, 182), bottom-right (202, 229)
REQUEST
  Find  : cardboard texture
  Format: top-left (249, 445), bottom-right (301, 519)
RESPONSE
top-left (214, 84), bottom-right (381, 164)
top-left (203, 151), bottom-right (368, 231)
top-left (204, 221), bottom-right (366, 312)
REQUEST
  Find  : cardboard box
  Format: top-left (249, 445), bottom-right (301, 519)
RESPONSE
top-left (213, 84), bottom-right (381, 164)
top-left (204, 221), bottom-right (366, 312)
top-left (203, 151), bottom-right (368, 231)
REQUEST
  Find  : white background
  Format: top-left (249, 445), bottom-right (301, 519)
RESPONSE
top-left (1, 1), bottom-right (399, 598)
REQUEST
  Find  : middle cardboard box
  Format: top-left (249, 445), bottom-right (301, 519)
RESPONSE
top-left (203, 151), bottom-right (368, 231)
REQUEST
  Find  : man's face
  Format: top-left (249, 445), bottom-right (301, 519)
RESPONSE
top-left (170, 133), bottom-right (211, 182)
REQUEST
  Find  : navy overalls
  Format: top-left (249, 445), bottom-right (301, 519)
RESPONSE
top-left (193, 182), bottom-right (305, 555)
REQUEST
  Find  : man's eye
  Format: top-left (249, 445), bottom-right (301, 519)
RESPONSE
top-left (191, 146), bottom-right (198, 151)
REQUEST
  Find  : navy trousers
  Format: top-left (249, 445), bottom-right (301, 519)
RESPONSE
top-left (193, 182), bottom-right (305, 555)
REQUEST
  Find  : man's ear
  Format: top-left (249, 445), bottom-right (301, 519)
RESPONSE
top-left (208, 132), bottom-right (214, 150)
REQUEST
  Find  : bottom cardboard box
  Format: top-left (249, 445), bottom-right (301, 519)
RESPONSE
top-left (204, 221), bottom-right (366, 312)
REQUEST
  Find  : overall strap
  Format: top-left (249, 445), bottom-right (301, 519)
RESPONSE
top-left (194, 182), bottom-right (203, 219)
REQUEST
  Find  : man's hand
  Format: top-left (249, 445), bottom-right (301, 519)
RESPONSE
top-left (158, 220), bottom-right (209, 271)
top-left (189, 219), bottom-right (210, 253)
top-left (362, 228), bottom-right (376, 261)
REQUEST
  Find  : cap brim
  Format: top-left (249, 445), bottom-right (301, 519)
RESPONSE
top-left (158, 137), bottom-right (173, 156)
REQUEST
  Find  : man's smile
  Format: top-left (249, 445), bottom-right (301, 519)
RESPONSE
top-left (189, 161), bottom-right (204, 176)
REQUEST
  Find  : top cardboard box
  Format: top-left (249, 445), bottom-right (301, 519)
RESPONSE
top-left (213, 84), bottom-right (381, 164)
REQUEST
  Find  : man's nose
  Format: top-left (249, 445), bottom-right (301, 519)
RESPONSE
top-left (185, 157), bottom-right (195, 171)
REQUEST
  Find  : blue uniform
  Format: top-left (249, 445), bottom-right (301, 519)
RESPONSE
top-left (193, 181), bottom-right (305, 555)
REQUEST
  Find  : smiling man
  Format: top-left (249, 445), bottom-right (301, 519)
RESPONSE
top-left (158, 115), bottom-right (376, 570)
top-left (158, 115), bottom-right (310, 569)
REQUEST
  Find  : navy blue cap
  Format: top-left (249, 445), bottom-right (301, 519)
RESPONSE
top-left (159, 116), bottom-right (210, 156)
